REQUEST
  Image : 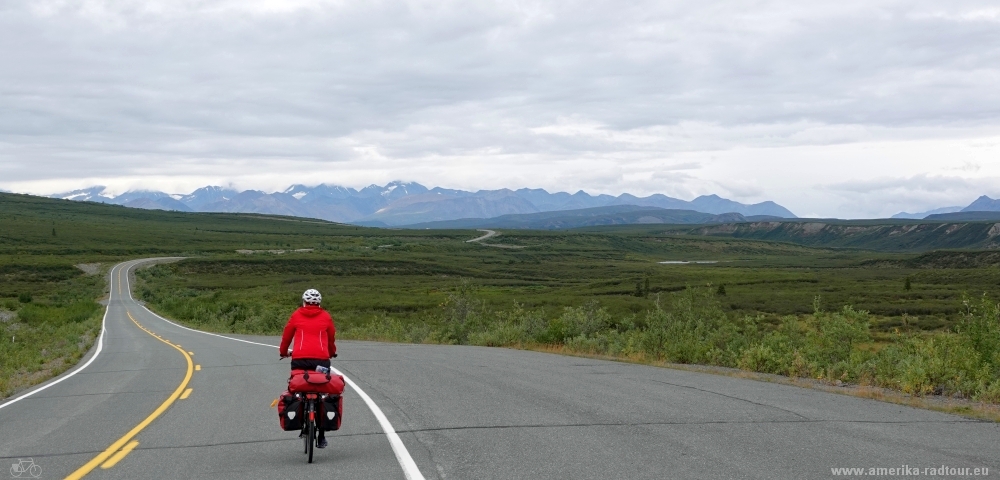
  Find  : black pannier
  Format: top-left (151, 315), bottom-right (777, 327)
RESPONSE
top-left (278, 391), bottom-right (303, 431)
top-left (320, 395), bottom-right (343, 431)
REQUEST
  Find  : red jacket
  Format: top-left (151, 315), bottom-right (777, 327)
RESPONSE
top-left (279, 305), bottom-right (336, 359)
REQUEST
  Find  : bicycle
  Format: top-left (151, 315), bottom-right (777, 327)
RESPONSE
top-left (10, 458), bottom-right (41, 478)
top-left (298, 392), bottom-right (329, 464)
top-left (280, 354), bottom-right (341, 464)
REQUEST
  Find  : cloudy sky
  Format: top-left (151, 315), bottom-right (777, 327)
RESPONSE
top-left (2, 0), bottom-right (1000, 218)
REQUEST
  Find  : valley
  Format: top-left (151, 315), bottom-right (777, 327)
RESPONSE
top-left (3, 191), bottom-right (1000, 410)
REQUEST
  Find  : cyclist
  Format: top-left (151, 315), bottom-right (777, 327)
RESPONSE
top-left (279, 288), bottom-right (337, 448)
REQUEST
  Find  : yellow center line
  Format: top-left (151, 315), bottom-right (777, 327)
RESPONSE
top-left (195, 365), bottom-right (201, 371)
top-left (100, 441), bottom-right (139, 469)
top-left (65, 311), bottom-right (194, 480)
top-left (180, 388), bottom-right (193, 400)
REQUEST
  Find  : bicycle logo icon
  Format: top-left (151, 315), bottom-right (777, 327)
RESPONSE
top-left (9, 459), bottom-right (41, 478)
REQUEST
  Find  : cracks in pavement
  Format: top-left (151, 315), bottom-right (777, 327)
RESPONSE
top-left (334, 361), bottom-right (447, 474)
top-left (0, 449), bottom-right (105, 460)
top-left (130, 435), bottom-right (377, 451)
top-left (393, 417), bottom-right (984, 435)
top-left (77, 367), bottom-right (187, 375)
top-left (0, 433), bottom-right (390, 460)
top-left (188, 362), bottom-right (290, 369)
top-left (644, 377), bottom-right (812, 421)
top-left (0, 416), bottom-right (983, 461)
top-left (76, 361), bottom-right (334, 374)
top-left (30, 389), bottom-right (178, 399)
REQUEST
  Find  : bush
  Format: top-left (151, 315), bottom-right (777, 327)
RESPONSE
top-left (737, 344), bottom-right (784, 374)
top-left (17, 302), bottom-right (100, 326)
top-left (135, 266), bottom-right (1000, 404)
top-left (803, 306), bottom-right (872, 367)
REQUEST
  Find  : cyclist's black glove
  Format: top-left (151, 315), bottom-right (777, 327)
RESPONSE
top-left (332, 353), bottom-right (338, 358)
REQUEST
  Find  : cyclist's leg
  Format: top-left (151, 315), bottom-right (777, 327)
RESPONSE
top-left (317, 399), bottom-right (327, 442)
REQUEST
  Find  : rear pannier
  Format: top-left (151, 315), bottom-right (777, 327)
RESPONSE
top-left (320, 395), bottom-right (343, 431)
top-left (277, 391), bottom-right (303, 431)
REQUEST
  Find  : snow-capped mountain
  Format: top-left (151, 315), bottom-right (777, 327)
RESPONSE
top-left (283, 184), bottom-right (357, 201)
top-left (179, 186), bottom-right (240, 210)
top-left (54, 186), bottom-right (116, 202)
top-left (49, 182), bottom-right (799, 225)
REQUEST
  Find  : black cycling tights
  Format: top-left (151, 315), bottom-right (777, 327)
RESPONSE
top-left (290, 358), bottom-right (331, 370)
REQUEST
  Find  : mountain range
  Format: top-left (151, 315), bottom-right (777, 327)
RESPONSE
top-left (892, 196), bottom-right (1000, 219)
top-left (51, 182), bottom-right (797, 226)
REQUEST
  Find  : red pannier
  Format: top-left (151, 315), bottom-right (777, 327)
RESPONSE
top-left (277, 391), bottom-right (303, 431)
top-left (288, 369), bottom-right (345, 395)
top-left (320, 395), bottom-right (343, 431)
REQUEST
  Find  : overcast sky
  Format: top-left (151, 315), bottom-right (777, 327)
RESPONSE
top-left (2, 0), bottom-right (1000, 217)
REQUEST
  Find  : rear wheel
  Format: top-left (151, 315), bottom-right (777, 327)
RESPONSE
top-left (307, 418), bottom-right (316, 463)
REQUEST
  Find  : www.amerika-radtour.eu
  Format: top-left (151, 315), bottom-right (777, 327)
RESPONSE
top-left (831, 465), bottom-right (989, 476)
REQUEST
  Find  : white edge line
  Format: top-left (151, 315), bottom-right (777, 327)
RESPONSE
top-left (124, 260), bottom-right (426, 480)
top-left (0, 262), bottom-right (125, 411)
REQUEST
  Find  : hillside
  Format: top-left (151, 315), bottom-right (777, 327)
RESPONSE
top-left (687, 220), bottom-right (1000, 252)
top-left (864, 250), bottom-right (1000, 269)
top-left (925, 211), bottom-right (1000, 221)
top-left (0, 192), bottom-right (372, 256)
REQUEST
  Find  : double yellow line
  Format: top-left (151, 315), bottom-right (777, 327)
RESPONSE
top-left (66, 311), bottom-right (194, 479)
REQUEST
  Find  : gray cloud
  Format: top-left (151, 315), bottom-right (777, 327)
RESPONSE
top-left (2, 1), bottom-right (1000, 216)
top-left (823, 174), bottom-right (1000, 217)
top-left (824, 174), bottom-right (981, 194)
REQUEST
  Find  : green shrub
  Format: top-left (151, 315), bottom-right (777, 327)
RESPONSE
top-left (17, 302), bottom-right (100, 326)
top-left (803, 306), bottom-right (872, 367)
top-left (134, 264), bottom-right (1000, 404)
top-left (958, 295), bottom-right (1000, 369)
top-left (737, 344), bottom-right (784, 374)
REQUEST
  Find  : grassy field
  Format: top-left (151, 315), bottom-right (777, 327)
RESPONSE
top-left (3, 192), bottom-right (1000, 405)
top-left (0, 259), bottom-right (105, 397)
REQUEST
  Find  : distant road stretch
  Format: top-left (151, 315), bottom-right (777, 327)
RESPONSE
top-left (466, 229), bottom-right (498, 243)
top-left (0, 259), bottom-right (998, 479)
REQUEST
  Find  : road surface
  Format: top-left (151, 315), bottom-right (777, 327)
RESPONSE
top-left (465, 229), bottom-right (497, 243)
top-left (1, 259), bottom-right (998, 479)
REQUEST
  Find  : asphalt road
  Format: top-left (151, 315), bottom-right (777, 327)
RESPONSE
top-left (465, 229), bottom-right (497, 243)
top-left (1, 259), bottom-right (998, 479)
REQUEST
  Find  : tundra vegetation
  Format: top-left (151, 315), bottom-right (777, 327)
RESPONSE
top-left (2, 192), bottom-right (999, 405)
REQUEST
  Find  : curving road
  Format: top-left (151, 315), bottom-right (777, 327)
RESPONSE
top-left (465, 229), bottom-right (497, 243)
top-left (1, 259), bottom-right (998, 479)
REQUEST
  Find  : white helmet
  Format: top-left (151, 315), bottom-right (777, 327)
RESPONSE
top-left (302, 289), bottom-right (322, 305)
